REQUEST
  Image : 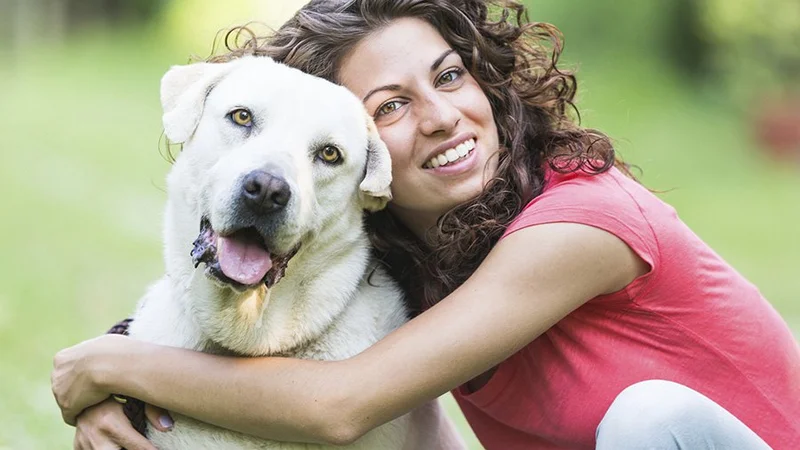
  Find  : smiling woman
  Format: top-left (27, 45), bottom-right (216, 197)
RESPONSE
top-left (338, 18), bottom-right (501, 238)
top-left (51, 1), bottom-right (800, 449)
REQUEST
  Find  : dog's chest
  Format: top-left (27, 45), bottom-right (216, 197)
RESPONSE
top-left (129, 276), bottom-right (411, 449)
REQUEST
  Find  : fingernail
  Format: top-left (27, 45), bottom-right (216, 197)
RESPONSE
top-left (159, 414), bottom-right (174, 430)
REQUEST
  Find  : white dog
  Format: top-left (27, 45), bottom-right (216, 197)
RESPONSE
top-left (125, 56), bottom-right (465, 449)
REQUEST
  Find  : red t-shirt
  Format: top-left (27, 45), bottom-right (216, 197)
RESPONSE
top-left (452, 167), bottom-right (800, 449)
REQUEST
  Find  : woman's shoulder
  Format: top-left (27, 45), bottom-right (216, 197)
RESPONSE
top-left (503, 165), bottom-right (664, 281)
top-left (540, 165), bottom-right (654, 209)
top-left (507, 165), bottom-right (661, 236)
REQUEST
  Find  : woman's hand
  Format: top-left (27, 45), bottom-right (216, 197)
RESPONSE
top-left (73, 398), bottom-right (157, 450)
top-left (52, 334), bottom-right (133, 425)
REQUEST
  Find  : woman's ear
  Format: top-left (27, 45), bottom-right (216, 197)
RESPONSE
top-left (359, 115), bottom-right (393, 212)
top-left (160, 61), bottom-right (235, 143)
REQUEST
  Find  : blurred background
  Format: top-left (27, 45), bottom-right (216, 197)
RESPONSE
top-left (0, 0), bottom-right (798, 448)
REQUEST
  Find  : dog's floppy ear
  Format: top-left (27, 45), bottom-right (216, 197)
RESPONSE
top-left (359, 116), bottom-right (393, 212)
top-left (160, 62), bottom-right (235, 143)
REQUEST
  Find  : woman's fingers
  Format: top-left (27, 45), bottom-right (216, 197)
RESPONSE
top-left (74, 398), bottom-right (157, 450)
top-left (75, 423), bottom-right (131, 450)
top-left (73, 429), bottom-right (120, 450)
top-left (107, 425), bottom-right (156, 450)
top-left (144, 403), bottom-right (174, 432)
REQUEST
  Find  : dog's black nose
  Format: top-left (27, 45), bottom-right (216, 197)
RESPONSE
top-left (241, 170), bottom-right (291, 213)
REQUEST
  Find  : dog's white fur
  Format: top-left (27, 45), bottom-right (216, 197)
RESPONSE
top-left (126, 56), bottom-right (465, 449)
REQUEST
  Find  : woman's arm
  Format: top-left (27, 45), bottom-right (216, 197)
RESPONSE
top-left (54, 222), bottom-right (646, 444)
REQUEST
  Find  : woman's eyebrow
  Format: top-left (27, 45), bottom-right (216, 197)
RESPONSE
top-left (362, 84), bottom-right (402, 104)
top-left (430, 49), bottom-right (456, 72)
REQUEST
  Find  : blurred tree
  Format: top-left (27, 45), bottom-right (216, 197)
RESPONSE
top-left (663, 0), bottom-right (712, 79)
top-left (64, 0), bottom-right (166, 27)
top-left (699, 0), bottom-right (800, 91)
top-left (525, 0), bottom-right (675, 58)
top-left (1, 0), bottom-right (64, 50)
top-left (0, 0), bottom-right (166, 51)
top-left (697, 0), bottom-right (800, 158)
top-left (527, 0), bottom-right (796, 90)
top-left (158, 0), bottom-right (310, 57)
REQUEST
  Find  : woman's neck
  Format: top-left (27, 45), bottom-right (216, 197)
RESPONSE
top-left (386, 205), bottom-right (440, 244)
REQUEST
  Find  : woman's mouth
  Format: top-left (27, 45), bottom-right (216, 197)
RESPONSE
top-left (422, 138), bottom-right (476, 169)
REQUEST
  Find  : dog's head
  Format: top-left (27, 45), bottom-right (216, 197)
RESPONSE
top-left (161, 56), bottom-right (391, 291)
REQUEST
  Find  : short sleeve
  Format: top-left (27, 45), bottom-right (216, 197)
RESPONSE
top-left (503, 168), bottom-right (660, 300)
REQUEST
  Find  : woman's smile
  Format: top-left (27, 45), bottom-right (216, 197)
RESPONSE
top-left (422, 136), bottom-right (476, 171)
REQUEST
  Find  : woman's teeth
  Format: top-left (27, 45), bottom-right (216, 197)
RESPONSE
top-left (424, 139), bottom-right (476, 168)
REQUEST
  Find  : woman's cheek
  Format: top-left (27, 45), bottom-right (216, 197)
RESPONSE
top-left (381, 133), bottom-right (411, 168)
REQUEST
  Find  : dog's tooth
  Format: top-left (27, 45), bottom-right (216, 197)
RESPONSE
top-left (455, 143), bottom-right (468, 157)
top-left (445, 149), bottom-right (459, 162)
top-left (466, 139), bottom-right (476, 150)
top-left (436, 154), bottom-right (448, 166)
top-left (430, 157), bottom-right (440, 168)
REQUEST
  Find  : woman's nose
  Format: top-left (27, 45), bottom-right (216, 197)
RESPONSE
top-left (418, 92), bottom-right (461, 136)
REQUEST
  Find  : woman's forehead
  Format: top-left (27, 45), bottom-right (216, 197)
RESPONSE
top-left (338, 18), bottom-right (456, 97)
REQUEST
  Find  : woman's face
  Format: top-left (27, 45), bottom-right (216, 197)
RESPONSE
top-left (338, 18), bottom-right (500, 236)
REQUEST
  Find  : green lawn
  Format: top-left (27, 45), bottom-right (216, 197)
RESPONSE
top-left (0, 28), bottom-right (797, 450)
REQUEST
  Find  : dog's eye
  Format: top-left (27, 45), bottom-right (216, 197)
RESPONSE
top-left (229, 108), bottom-right (253, 127)
top-left (317, 145), bottom-right (342, 164)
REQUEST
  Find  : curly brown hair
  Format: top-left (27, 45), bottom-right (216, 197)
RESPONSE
top-left (209, 0), bottom-right (629, 313)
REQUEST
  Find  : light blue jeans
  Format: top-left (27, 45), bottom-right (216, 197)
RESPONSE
top-left (596, 380), bottom-right (772, 450)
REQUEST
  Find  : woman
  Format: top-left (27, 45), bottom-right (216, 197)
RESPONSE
top-left (52, 0), bottom-right (800, 448)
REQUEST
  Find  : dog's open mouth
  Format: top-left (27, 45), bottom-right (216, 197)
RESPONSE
top-left (191, 217), bottom-right (298, 290)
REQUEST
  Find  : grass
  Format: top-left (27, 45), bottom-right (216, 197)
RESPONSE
top-left (0, 26), bottom-right (797, 450)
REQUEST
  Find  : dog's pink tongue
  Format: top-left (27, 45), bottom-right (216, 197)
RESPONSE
top-left (218, 236), bottom-right (273, 285)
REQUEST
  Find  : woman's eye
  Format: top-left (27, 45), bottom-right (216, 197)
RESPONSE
top-left (436, 68), bottom-right (463, 87)
top-left (229, 108), bottom-right (253, 127)
top-left (317, 145), bottom-right (342, 164)
top-left (377, 101), bottom-right (403, 117)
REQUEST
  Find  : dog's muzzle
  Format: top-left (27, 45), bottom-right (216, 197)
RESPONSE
top-left (190, 169), bottom-right (299, 290)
